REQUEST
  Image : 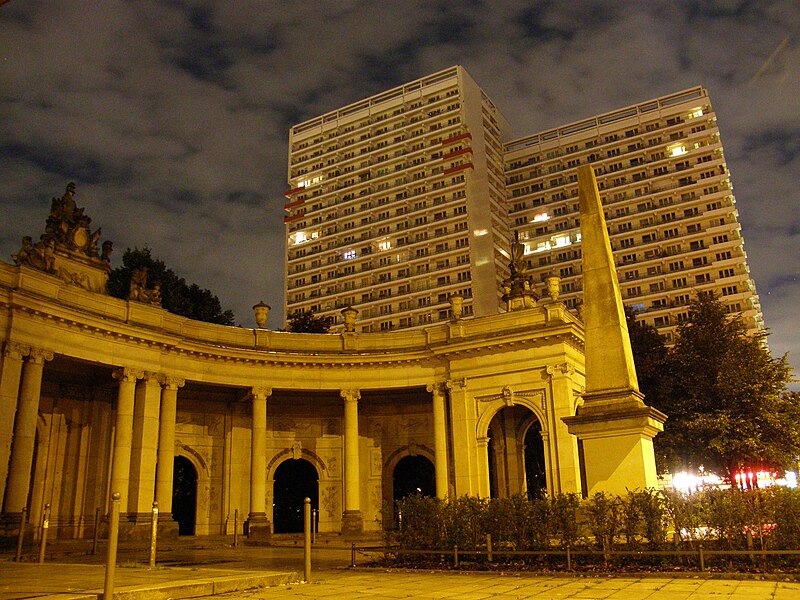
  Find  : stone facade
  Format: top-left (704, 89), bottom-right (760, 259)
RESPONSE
top-left (0, 246), bottom-right (587, 540)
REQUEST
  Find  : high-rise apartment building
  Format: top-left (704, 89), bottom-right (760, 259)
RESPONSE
top-left (505, 87), bottom-right (762, 341)
top-left (284, 67), bottom-right (763, 338)
top-left (284, 67), bottom-right (511, 332)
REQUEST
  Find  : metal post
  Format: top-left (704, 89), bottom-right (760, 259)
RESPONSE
top-left (15, 507), bottom-right (27, 562)
top-left (233, 509), bottom-right (239, 547)
top-left (38, 503), bottom-right (50, 564)
top-left (351, 542), bottom-right (356, 568)
top-left (699, 546), bottom-right (705, 572)
top-left (104, 493), bottom-right (121, 600)
top-left (311, 508), bottom-right (317, 544)
top-left (486, 533), bottom-right (493, 563)
top-left (92, 508), bottom-right (101, 555)
top-left (303, 498), bottom-right (311, 582)
top-left (566, 546), bottom-right (572, 571)
top-left (149, 502), bottom-right (158, 568)
top-left (453, 544), bottom-right (459, 569)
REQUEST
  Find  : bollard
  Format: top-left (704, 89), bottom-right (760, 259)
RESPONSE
top-left (303, 498), bottom-right (311, 582)
top-left (149, 502), bottom-right (158, 568)
top-left (453, 544), bottom-right (459, 569)
top-left (38, 504), bottom-right (50, 564)
top-left (92, 507), bottom-right (101, 555)
top-left (351, 542), bottom-right (356, 568)
top-left (15, 507), bottom-right (27, 563)
top-left (233, 509), bottom-right (239, 547)
top-left (311, 508), bottom-right (317, 544)
top-left (699, 546), bottom-right (705, 572)
top-left (566, 546), bottom-right (572, 571)
top-left (104, 493), bottom-right (121, 600)
top-left (486, 533), bottom-right (493, 563)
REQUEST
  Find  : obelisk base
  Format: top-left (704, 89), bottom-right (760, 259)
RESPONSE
top-left (563, 390), bottom-right (666, 496)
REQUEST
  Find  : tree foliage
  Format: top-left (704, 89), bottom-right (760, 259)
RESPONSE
top-left (631, 294), bottom-right (799, 482)
top-left (108, 247), bottom-right (235, 326)
top-left (286, 309), bottom-right (333, 333)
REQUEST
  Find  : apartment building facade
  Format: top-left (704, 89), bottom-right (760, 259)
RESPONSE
top-left (505, 86), bottom-right (762, 340)
top-left (284, 67), bottom-right (511, 332)
top-left (284, 68), bottom-right (763, 338)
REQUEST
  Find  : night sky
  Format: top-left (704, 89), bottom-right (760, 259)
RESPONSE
top-left (1, 1), bottom-right (797, 386)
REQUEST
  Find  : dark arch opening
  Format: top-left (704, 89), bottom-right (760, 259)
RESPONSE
top-left (272, 458), bottom-right (318, 534)
top-left (172, 456), bottom-right (197, 535)
top-left (524, 420), bottom-right (547, 498)
top-left (486, 406), bottom-right (547, 499)
top-left (393, 455), bottom-right (435, 503)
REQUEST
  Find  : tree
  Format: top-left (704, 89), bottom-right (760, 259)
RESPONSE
top-left (286, 309), bottom-right (333, 333)
top-left (655, 293), bottom-right (798, 483)
top-left (626, 307), bottom-right (669, 408)
top-left (108, 247), bottom-right (235, 326)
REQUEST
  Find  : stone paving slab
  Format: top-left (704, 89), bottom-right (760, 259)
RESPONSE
top-left (0, 562), bottom-right (298, 600)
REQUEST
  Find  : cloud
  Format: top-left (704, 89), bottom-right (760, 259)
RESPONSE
top-left (1, 0), bottom-right (798, 385)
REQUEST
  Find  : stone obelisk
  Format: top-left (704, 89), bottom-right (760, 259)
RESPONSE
top-left (562, 165), bottom-right (666, 495)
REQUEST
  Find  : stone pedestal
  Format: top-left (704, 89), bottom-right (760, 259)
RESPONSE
top-left (341, 510), bottom-right (364, 536)
top-left (246, 514), bottom-right (271, 541)
top-left (563, 392), bottom-right (665, 495)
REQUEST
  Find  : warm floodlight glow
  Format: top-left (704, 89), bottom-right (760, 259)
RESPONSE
top-left (532, 212), bottom-right (550, 222)
top-left (473, 228), bottom-right (488, 237)
top-left (669, 143), bottom-right (688, 157)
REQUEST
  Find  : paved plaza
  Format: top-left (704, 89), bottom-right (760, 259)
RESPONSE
top-left (1, 538), bottom-right (799, 600)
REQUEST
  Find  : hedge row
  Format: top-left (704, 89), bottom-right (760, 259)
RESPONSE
top-left (393, 487), bottom-right (800, 552)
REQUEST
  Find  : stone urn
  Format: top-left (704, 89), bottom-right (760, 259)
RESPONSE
top-left (545, 275), bottom-right (561, 301)
top-left (252, 302), bottom-right (271, 329)
top-left (341, 306), bottom-right (359, 332)
top-left (449, 294), bottom-right (464, 320)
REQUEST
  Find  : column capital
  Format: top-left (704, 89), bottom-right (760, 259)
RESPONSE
top-left (426, 382), bottom-right (447, 398)
top-left (159, 375), bottom-right (186, 391)
top-left (546, 362), bottom-right (575, 378)
top-left (250, 386), bottom-right (272, 401)
top-left (340, 389), bottom-right (361, 403)
top-left (27, 348), bottom-right (54, 364)
top-left (446, 378), bottom-right (466, 391)
top-left (112, 367), bottom-right (144, 383)
top-left (3, 341), bottom-right (30, 360)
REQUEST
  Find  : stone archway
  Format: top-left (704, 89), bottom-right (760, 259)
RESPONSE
top-left (272, 458), bottom-right (319, 534)
top-left (172, 456), bottom-right (198, 535)
top-left (487, 405), bottom-right (546, 499)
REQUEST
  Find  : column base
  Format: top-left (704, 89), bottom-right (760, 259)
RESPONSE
top-left (0, 513), bottom-right (32, 549)
top-left (341, 510), bottom-right (363, 536)
top-left (246, 513), bottom-right (272, 541)
top-left (157, 514), bottom-right (180, 540)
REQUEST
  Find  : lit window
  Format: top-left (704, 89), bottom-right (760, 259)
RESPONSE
top-left (669, 143), bottom-right (688, 157)
top-left (343, 250), bottom-right (356, 260)
top-left (688, 108), bottom-right (704, 119)
top-left (532, 212), bottom-right (550, 222)
top-left (377, 239), bottom-right (392, 252)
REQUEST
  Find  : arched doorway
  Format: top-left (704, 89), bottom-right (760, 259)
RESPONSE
top-left (393, 455), bottom-right (435, 502)
top-left (272, 458), bottom-right (318, 533)
top-left (487, 406), bottom-right (546, 498)
top-left (172, 456), bottom-right (197, 535)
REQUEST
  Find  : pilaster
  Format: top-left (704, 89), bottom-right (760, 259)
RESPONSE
top-left (427, 382), bottom-right (449, 499)
top-left (447, 378), bottom-right (479, 496)
top-left (155, 375), bottom-right (184, 536)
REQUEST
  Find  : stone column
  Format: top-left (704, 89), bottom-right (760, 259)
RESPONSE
top-left (155, 376), bottom-right (184, 527)
top-left (110, 368), bottom-right (143, 513)
top-left (0, 342), bottom-right (28, 512)
top-left (2, 348), bottom-right (53, 515)
top-left (427, 383), bottom-right (449, 499)
top-left (128, 373), bottom-right (162, 521)
top-left (248, 386), bottom-right (271, 539)
top-left (476, 437), bottom-right (491, 498)
top-left (340, 389), bottom-right (363, 534)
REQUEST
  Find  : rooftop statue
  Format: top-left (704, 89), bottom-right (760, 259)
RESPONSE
top-left (12, 183), bottom-right (113, 293)
top-left (501, 231), bottom-right (538, 311)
